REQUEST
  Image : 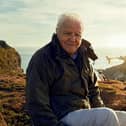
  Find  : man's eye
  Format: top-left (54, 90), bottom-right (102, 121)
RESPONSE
top-left (63, 32), bottom-right (81, 38)
top-left (75, 33), bottom-right (81, 38)
top-left (64, 32), bottom-right (71, 35)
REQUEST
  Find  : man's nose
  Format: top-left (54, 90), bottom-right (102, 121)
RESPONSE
top-left (69, 33), bottom-right (76, 41)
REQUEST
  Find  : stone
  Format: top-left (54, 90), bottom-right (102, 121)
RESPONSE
top-left (0, 41), bottom-right (23, 74)
top-left (103, 62), bottom-right (126, 81)
top-left (0, 113), bottom-right (7, 126)
top-left (0, 40), bottom-right (10, 48)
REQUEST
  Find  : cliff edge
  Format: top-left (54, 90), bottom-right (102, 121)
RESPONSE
top-left (0, 40), bottom-right (23, 75)
top-left (103, 62), bottom-right (126, 81)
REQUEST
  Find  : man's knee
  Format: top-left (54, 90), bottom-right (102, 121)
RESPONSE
top-left (116, 111), bottom-right (126, 126)
top-left (95, 107), bottom-right (119, 126)
top-left (101, 107), bottom-right (117, 119)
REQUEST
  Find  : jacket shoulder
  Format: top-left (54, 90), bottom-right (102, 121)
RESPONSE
top-left (31, 42), bottom-right (53, 62)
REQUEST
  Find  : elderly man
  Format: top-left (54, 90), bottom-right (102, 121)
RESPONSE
top-left (26, 13), bottom-right (126, 126)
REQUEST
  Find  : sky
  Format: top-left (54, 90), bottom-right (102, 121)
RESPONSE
top-left (0, 0), bottom-right (126, 48)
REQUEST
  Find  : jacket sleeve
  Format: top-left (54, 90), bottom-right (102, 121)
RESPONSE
top-left (25, 54), bottom-right (68, 126)
top-left (88, 65), bottom-right (105, 108)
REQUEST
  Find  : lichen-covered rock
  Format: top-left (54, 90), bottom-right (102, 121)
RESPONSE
top-left (0, 113), bottom-right (7, 126)
top-left (0, 73), bottom-right (126, 125)
top-left (0, 74), bottom-right (30, 126)
top-left (0, 40), bottom-right (23, 74)
top-left (99, 80), bottom-right (126, 110)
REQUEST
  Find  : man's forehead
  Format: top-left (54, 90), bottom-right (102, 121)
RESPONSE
top-left (60, 20), bottom-right (83, 32)
top-left (63, 18), bottom-right (82, 26)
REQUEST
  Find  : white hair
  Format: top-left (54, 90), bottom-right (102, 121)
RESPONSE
top-left (56, 13), bottom-right (84, 31)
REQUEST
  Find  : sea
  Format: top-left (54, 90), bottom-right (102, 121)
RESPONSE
top-left (16, 46), bottom-right (126, 73)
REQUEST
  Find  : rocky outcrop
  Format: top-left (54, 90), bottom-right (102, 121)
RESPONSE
top-left (103, 62), bottom-right (126, 81)
top-left (0, 40), bottom-right (10, 48)
top-left (0, 40), bottom-right (23, 74)
top-left (0, 113), bottom-right (7, 126)
top-left (0, 74), bottom-right (30, 126)
top-left (99, 80), bottom-right (126, 110)
top-left (0, 73), bottom-right (126, 125)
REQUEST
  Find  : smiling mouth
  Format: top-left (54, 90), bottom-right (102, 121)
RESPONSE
top-left (65, 42), bottom-right (77, 46)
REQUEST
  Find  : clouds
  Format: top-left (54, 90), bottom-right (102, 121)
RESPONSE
top-left (0, 0), bottom-right (25, 13)
top-left (0, 0), bottom-right (126, 47)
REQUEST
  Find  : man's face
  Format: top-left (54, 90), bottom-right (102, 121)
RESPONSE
top-left (56, 19), bottom-right (83, 56)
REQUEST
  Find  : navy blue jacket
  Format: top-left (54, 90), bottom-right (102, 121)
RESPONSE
top-left (26, 34), bottom-right (104, 126)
